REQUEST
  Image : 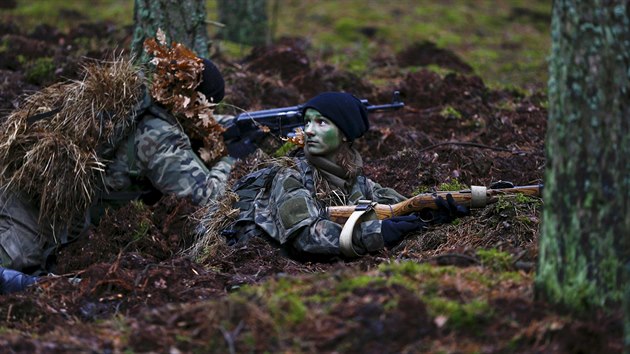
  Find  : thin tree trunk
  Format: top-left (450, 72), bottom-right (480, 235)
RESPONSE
top-left (131, 0), bottom-right (209, 64)
top-left (536, 1), bottom-right (629, 347)
top-left (217, 0), bottom-right (268, 46)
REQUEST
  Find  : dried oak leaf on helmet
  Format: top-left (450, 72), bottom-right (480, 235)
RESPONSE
top-left (144, 29), bottom-right (226, 164)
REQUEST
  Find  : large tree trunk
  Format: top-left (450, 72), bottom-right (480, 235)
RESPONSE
top-left (131, 0), bottom-right (209, 64)
top-left (217, 0), bottom-right (269, 46)
top-left (536, 0), bottom-right (629, 347)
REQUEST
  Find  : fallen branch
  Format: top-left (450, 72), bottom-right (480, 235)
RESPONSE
top-left (417, 141), bottom-right (526, 154)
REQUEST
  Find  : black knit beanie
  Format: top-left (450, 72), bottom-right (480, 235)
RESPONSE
top-left (197, 58), bottom-right (225, 103)
top-left (301, 92), bottom-right (369, 141)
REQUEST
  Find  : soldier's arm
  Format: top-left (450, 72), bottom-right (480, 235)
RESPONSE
top-left (269, 171), bottom-right (385, 256)
top-left (133, 116), bottom-right (233, 205)
top-left (367, 178), bottom-right (408, 204)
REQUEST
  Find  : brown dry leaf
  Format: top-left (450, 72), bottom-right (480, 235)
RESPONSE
top-left (156, 28), bottom-right (167, 45)
top-left (198, 147), bottom-right (213, 163)
top-left (281, 127), bottom-right (305, 147)
top-left (143, 31), bottom-right (226, 165)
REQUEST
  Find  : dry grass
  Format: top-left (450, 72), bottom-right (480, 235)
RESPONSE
top-left (187, 190), bottom-right (240, 263)
top-left (0, 55), bottom-right (144, 232)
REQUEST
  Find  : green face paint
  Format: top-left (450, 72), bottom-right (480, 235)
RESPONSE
top-left (303, 108), bottom-right (343, 159)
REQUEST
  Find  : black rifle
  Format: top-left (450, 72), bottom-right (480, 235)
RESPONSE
top-left (222, 91), bottom-right (404, 157)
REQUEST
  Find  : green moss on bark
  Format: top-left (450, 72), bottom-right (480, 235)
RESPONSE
top-left (131, 0), bottom-right (210, 64)
top-left (536, 1), bottom-right (629, 314)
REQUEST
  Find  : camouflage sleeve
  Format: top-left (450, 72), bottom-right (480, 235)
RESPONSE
top-left (367, 178), bottom-right (408, 204)
top-left (264, 169), bottom-right (384, 257)
top-left (134, 116), bottom-right (233, 205)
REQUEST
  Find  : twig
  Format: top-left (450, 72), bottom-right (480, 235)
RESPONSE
top-left (220, 320), bottom-right (245, 354)
top-left (416, 141), bottom-right (525, 154)
top-left (205, 20), bottom-right (225, 28)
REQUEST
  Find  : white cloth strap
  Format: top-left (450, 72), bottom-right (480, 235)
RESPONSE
top-left (339, 200), bottom-right (376, 257)
top-left (470, 186), bottom-right (488, 208)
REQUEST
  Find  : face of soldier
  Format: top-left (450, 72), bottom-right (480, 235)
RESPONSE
top-left (303, 108), bottom-right (344, 160)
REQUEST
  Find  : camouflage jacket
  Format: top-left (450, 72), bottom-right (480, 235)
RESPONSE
top-left (230, 155), bottom-right (406, 258)
top-left (103, 104), bottom-right (233, 206)
top-left (0, 104), bottom-right (233, 272)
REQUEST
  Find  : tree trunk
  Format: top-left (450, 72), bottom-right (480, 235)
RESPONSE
top-left (217, 0), bottom-right (269, 46)
top-left (536, 0), bottom-right (629, 347)
top-left (131, 0), bottom-right (209, 64)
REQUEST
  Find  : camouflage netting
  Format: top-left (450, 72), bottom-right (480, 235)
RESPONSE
top-left (0, 55), bottom-right (145, 230)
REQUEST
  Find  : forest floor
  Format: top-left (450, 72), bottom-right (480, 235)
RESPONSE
top-left (0, 8), bottom-right (623, 354)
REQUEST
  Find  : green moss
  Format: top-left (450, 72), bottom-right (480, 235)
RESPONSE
top-left (477, 248), bottom-right (513, 272)
top-left (440, 106), bottom-right (463, 119)
top-left (215, 40), bottom-right (253, 59)
top-left (337, 274), bottom-right (382, 292)
top-left (132, 220), bottom-right (151, 241)
top-left (493, 195), bottom-right (512, 213)
top-left (439, 179), bottom-right (467, 191)
top-left (25, 57), bottom-right (55, 84)
top-left (0, 38), bottom-right (8, 53)
top-left (422, 64), bottom-right (454, 77)
top-left (334, 18), bottom-right (362, 42)
top-left (425, 298), bottom-right (492, 330)
top-left (497, 271), bottom-right (524, 282)
top-left (380, 261), bottom-right (457, 280)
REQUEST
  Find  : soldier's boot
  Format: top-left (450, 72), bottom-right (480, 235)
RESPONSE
top-left (0, 266), bottom-right (38, 294)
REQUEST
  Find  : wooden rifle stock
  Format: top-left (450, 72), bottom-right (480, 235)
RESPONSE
top-left (326, 184), bottom-right (543, 224)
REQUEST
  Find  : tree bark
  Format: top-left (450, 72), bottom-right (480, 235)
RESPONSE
top-left (131, 0), bottom-right (209, 64)
top-left (536, 0), bottom-right (629, 347)
top-left (217, 0), bottom-right (269, 46)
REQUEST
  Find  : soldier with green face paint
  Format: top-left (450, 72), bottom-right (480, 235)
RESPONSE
top-left (225, 92), bottom-right (465, 260)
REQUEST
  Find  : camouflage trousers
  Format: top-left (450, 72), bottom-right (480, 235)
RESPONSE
top-left (0, 191), bottom-right (50, 272)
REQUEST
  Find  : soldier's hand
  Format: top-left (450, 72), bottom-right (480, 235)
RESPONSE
top-left (381, 215), bottom-right (428, 248)
top-left (226, 140), bottom-right (257, 159)
top-left (431, 194), bottom-right (470, 224)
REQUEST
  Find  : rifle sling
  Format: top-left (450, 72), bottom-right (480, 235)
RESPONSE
top-left (339, 200), bottom-right (376, 257)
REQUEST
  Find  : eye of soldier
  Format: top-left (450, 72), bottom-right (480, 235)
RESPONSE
top-left (304, 112), bottom-right (320, 126)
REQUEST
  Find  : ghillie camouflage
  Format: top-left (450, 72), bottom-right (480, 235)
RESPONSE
top-left (0, 38), bottom-right (231, 271)
top-left (0, 56), bottom-right (146, 229)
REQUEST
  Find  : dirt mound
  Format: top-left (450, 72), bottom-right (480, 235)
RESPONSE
top-left (55, 195), bottom-right (198, 274)
top-left (222, 37), bottom-right (376, 113)
top-left (396, 40), bottom-right (473, 73)
top-left (0, 20), bottom-right (132, 121)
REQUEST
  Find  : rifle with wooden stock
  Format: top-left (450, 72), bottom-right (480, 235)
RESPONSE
top-left (326, 183), bottom-right (543, 224)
